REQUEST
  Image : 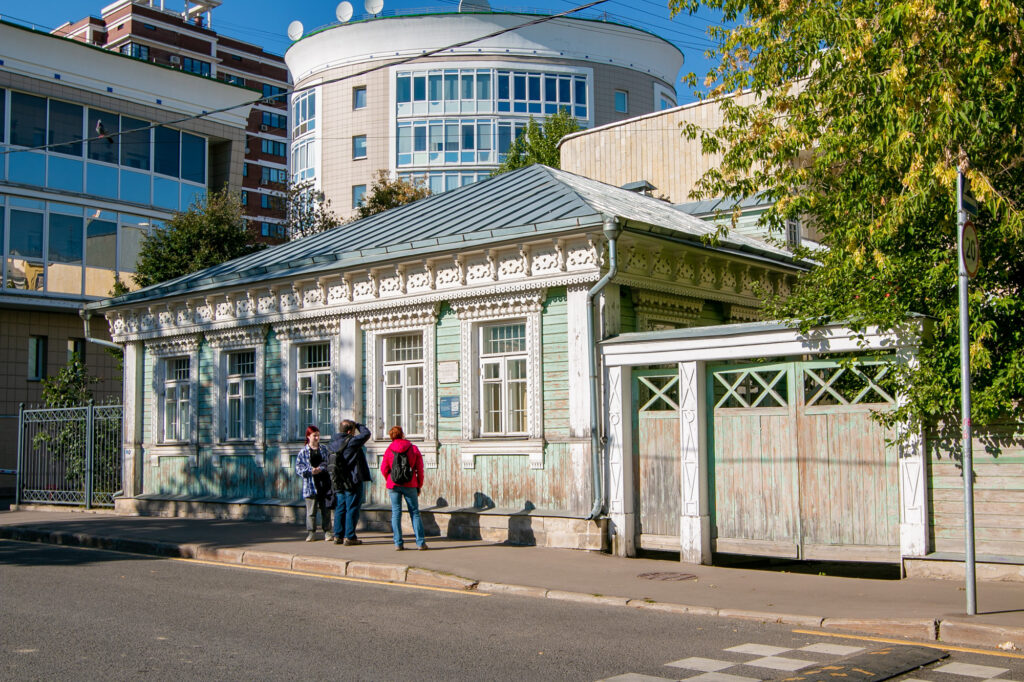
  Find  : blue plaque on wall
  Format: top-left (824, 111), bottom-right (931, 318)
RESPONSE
top-left (439, 396), bottom-right (460, 418)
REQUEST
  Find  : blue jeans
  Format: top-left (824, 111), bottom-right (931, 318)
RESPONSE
top-left (333, 484), bottom-right (364, 540)
top-left (389, 486), bottom-right (425, 547)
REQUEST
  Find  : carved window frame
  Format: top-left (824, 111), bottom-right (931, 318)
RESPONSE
top-left (452, 290), bottom-right (545, 469)
top-left (146, 334), bottom-right (200, 467)
top-left (272, 316), bottom-right (343, 465)
top-left (360, 304), bottom-right (438, 468)
top-left (205, 326), bottom-right (267, 467)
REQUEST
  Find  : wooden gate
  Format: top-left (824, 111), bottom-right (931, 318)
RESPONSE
top-left (709, 360), bottom-right (900, 562)
top-left (632, 369), bottom-right (682, 551)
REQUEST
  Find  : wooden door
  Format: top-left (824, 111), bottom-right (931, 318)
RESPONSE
top-left (633, 369), bottom-right (682, 551)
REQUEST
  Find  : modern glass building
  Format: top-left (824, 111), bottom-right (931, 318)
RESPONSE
top-left (0, 19), bottom-right (253, 492)
top-left (284, 8), bottom-right (683, 219)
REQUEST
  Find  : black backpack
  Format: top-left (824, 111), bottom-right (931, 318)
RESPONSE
top-left (391, 448), bottom-right (414, 485)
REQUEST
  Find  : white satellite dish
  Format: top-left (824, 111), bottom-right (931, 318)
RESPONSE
top-left (287, 20), bottom-right (304, 41)
top-left (364, 0), bottom-right (383, 15)
top-left (336, 1), bottom-right (354, 22)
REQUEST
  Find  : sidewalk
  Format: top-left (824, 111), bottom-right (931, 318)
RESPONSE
top-left (2, 507), bottom-right (1022, 652)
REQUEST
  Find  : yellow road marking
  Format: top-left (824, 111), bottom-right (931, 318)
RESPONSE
top-left (791, 629), bottom-right (1024, 660)
top-left (169, 556), bottom-right (490, 596)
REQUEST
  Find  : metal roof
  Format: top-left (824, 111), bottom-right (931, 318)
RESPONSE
top-left (92, 165), bottom-right (800, 310)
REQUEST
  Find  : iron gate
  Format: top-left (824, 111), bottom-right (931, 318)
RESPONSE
top-left (17, 402), bottom-right (123, 508)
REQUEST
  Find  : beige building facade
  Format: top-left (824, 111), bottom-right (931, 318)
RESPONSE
top-left (284, 11), bottom-right (684, 219)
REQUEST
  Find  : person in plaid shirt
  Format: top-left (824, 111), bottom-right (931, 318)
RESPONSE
top-left (295, 425), bottom-right (333, 542)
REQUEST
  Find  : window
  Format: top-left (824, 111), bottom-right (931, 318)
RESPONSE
top-left (163, 357), bottom-right (191, 442)
top-left (260, 166), bottom-right (287, 185)
top-left (120, 117), bottom-right (150, 170)
top-left (479, 323), bottom-right (528, 435)
top-left (352, 184), bottom-right (366, 208)
top-left (262, 112), bottom-right (287, 129)
top-left (292, 90), bottom-right (316, 137)
top-left (241, 191), bottom-right (248, 206)
top-left (614, 90), bottom-right (629, 114)
top-left (48, 100), bottom-right (83, 156)
top-left (88, 109), bottom-right (119, 163)
top-left (119, 43), bottom-right (149, 60)
top-left (291, 138), bottom-right (316, 182)
top-left (182, 57), bottom-right (211, 77)
top-left (226, 351), bottom-right (256, 440)
top-left (261, 222), bottom-right (286, 239)
top-left (383, 334), bottom-right (425, 437)
top-left (10, 92), bottom-right (46, 147)
top-left (263, 83), bottom-right (287, 104)
top-left (353, 86), bottom-right (366, 109)
top-left (154, 126), bottom-right (180, 177)
top-left (261, 139), bottom-right (286, 157)
top-left (222, 73), bottom-right (245, 86)
top-left (352, 135), bottom-right (367, 159)
top-left (298, 344), bottom-right (331, 434)
top-left (68, 338), bottom-right (85, 363)
top-left (28, 336), bottom-right (47, 380)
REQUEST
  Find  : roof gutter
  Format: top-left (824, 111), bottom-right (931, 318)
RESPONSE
top-left (79, 307), bottom-right (121, 350)
top-left (586, 214), bottom-right (621, 520)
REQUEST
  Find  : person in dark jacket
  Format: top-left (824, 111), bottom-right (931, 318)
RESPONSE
top-left (380, 425), bottom-right (427, 550)
top-left (327, 420), bottom-right (371, 545)
top-left (295, 425), bottom-right (333, 542)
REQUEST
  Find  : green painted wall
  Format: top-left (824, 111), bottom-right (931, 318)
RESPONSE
top-left (542, 287), bottom-right (569, 438)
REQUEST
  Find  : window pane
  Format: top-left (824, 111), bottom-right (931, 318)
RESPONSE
top-left (352, 135), bottom-right (366, 158)
top-left (386, 386), bottom-right (402, 425)
top-left (462, 123), bottom-right (474, 151)
top-left (85, 216), bottom-right (117, 270)
top-left (444, 73), bottom-right (458, 100)
top-left (476, 72), bottom-right (491, 100)
top-left (396, 76), bottom-right (411, 103)
top-left (10, 92), bottom-right (47, 147)
top-left (428, 74), bottom-right (442, 100)
top-left (180, 133), bottom-right (206, 184)
top-left (407, 386), bottom-right (423, 435)
top-left (120, 117), bottom-right (150, 170)
top-left (484, 323), bottom-right (526, 354)
top-left (528, 74), bottom-right (541, 100)
top-left (483, 383), bottom-right (501, 433)
top-left (87, 109), bottom-right (119, 163)
top-left (445, 123), bottom-right (459, 151)
top-left (413, 75), bottom-right (426, 101)
top-left (48, 213), bottom-right (83, 264)
top-left (300, 343), bottom-right (330, 368)
top-left (48, 100), bottom-right (83, 156)
top-left (118, 219), bottom-right (148, 273)
top-left (153, 126), bottom-right (180, 177)
top-left (9, 210), bottom-right (43, 259)
top-left (461, 74), bottom-right (474, 100)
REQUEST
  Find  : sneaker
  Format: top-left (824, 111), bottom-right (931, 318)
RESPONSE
top-left (343, 538), bottom-right (362, 546)
top-left (324, 534), bottom-right (334, 542)
top-left (417, 543), bottom-right (429, 550)
top-left (333, 536), bottom-right (343, 544)
top-left (395, 545), bottom-right (404, 551)
top-left (305, 532), bottom-right (315, 542)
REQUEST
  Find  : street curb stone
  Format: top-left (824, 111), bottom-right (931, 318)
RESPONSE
top-left (406, 567), bottom-right (478, 590)
top-left (939, 620), bottom-right (1024, 650)
top-left (821, 617), bottom-right (938, 640)
top-left (194, 545), bottom-right (245, 564)
top-left (718, 608), bottom-right (824, 627)
top-left (546, 589), bottom-right (631, 607)
top-left (346, 560), bottom-right (408, 582)
top-left (292, 555), bottom-right (349, 576)
top-left (626, 600), bottom-right (719, 617)
top-left (476, 581), bottom-right (549, 598)
top-left (241, 550), bottom-right (294, 570)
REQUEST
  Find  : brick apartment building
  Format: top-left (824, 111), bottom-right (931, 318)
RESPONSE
top-left (54, 0), bottom-right (290, 243)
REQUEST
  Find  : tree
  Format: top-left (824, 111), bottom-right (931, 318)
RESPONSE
top-left (352, 169), bottom-right (431, 220)
top-left (672, 0), bottom-right (1024, 428)
top-left (285, 180), bottom-right (340, 240)
top-left (492, 108), bottom-right (581, 175)
top-left (131, 188), bottom-right (263, 288)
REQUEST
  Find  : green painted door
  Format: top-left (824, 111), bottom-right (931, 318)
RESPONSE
top-left (709, 360), bottom-right (899, 561)
top-left (632, 369), bottom-right (682, 551)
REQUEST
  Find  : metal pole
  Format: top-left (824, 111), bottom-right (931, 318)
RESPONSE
top-left (16, 403), bottom-right (24, 507)
top-left (957, 171), bottom-right (977, 615)
top-left (85, 400), bottom-right (95, 510)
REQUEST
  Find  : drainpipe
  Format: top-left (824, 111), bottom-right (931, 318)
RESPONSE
top-left (79, 308), bottom-right (122, 350)
top-left (586, 215), bottom-right (622, 519)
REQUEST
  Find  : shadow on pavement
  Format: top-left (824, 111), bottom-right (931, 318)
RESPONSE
top-left (0, 538), bottom-right (158, 567)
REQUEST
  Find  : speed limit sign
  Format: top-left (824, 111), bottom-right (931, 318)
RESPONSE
top-left (961, 220), bottom-right (980, 278)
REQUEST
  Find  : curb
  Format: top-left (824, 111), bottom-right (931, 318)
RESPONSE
top-left (3, 525), bottom-right (1023, 652)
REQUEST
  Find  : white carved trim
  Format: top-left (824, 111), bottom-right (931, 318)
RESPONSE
top-left (360, 304), bottom-right (439, 444)
top-left (147, 334), bottom-right (200, 358)
top-left (206, 325), bottom-right (268, 467)
top-left (146, 336), bottom-right (200, 468)
top-left (678, 360), bottom-right (710, 564)
top-left (566, 286), bottom-right (591, 439)
top-left (633, 290), bottom-right (705, 331)
top-left (460, 439), bottom-right (545, 470)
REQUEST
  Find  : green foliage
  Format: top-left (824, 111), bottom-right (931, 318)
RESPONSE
top-left (285, 180), bottom-right (340, 240)
top-left (491, 108), bottom-right (581, 175)
top-left (672, 0), bottom-right (1024, 428)
top-left (131, 188), bottom-right (263, 288)
top-left (352, 169), bottom-right (431, 220)
top-left (40, 355), bottom-right (99, 407)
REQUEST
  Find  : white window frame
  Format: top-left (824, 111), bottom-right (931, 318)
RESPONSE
top-left (361, 305), bottom-right (438, 468)
top-left (147, 334), bottom-right (200, 467)
top-left (453, 291), bottom-right (544, 469)
top-left (382, 333), bottom-right (427, 439)
top-left (653, 82), bottom-right (676, 111)
top-left (296, 342), bottom-right (333, 436)
top-left (273, 316), bottom-right (343, 465)
top-left (614, 89), bottom-right (629, 114)
top-left (478, 322), bottom-right (529, 437)
top-left (206, 326), bottom-right (267, 467)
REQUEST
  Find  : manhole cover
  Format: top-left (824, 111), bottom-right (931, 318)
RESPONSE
top-left (637, 571), bottom-right (697, 582)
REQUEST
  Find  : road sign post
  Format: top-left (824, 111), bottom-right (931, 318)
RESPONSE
top-left (957, 171), bottom-right (978, 616)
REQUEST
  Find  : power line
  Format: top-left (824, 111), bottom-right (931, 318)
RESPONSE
top-left (2, 0), bottom-right (613, 157)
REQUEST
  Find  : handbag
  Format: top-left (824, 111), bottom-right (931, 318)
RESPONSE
top-left (324, 488), bottom-right (337, 510)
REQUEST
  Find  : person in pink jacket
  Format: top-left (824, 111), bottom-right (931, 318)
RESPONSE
top-left (380, 425), bottom-right (427, 550)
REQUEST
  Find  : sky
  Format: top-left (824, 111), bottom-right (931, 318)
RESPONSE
top-left (0, 0), bottom-right (725, 103)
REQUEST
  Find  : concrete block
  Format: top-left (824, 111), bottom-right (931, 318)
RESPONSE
top-left (547, 589), bottom-right (630, 607)
top-left (241, 550), bottom-right (294, 570)
top-left (346, 561), bottom-right (407, 582)
top-left (476, 582), bottom-right (548, 598)
top-left (626, 600), bottom-right (719, 617)
top-left (939, 620), bottom-right (1024, 650)
top-left (176, 543), bottom-right (202, 559)
top-left (292, 555), bottom-right (348, 577)
top-left (194, 545), bottom-right (245, 564)
top-left (822, 617), bottom-right (937, 640)
top-left (718, 608), bottom-right (823, 627)
top-left (904, 559), bottom-right (1024, 583)
top-left (406, 567), bottom-right (478, 590)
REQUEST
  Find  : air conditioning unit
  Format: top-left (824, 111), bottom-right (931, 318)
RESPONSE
top-left (169, 55), bottom-right (181, 64)
top-left (260, 124), bottom-right (269, 132)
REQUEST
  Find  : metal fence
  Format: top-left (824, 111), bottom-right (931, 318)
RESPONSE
top-left (17, 402), bottom-right (123, 508)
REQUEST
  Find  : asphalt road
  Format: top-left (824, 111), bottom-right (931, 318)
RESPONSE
top-left (2, 540), bottom-right (1021, 682)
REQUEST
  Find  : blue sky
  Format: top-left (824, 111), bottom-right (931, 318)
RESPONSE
top-left (3, 0), bottom-right (724, 103)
